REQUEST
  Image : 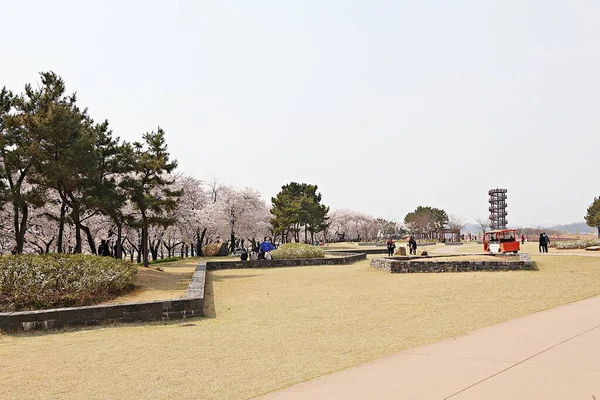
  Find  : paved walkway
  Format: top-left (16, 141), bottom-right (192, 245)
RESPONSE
top-left (257, 296), bottom-right (600, 399)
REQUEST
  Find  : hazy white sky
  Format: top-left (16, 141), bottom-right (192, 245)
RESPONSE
top-left (2, 0), bottom-right (599, 226)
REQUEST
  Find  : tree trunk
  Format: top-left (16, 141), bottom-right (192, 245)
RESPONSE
top-left (114, 223), bottom-right (123, 259)
top-left (13, 201), bottom-right (28, 254)
top-left (12, 202), bottom-right (21, 254)
top-left (230, 231), bottom-right (235, 252)
top-left (45, 237), bottom-right (55, 253)
top-left (71, 206), bottom-right (83, 253)
top-left (57, 201), bottom-right (68, 253)
top-left (149, 240), bottom-right (158, 261)
top-left (141, 226), bottom-right (149, 267)
top-left (81, 224), bottom-right (97, 255)
top-left (190, 244), bottom-right (195, 257)
top-left (196, 228), bottom-right (206, 256)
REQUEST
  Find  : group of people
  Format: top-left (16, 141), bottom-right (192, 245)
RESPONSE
top-left (538, 233), bottom-right (550, 253)
top-left (240, 238), bottom-right (276, 261)
top-left (385, 237), bottom-right (418, 256)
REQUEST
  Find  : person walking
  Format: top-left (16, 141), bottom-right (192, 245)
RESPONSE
top-left (387, 239), bottom-right (396, 256)
top-left (538, 233), bottom-right (545, 253)
top-left (521, 234), bottom-right (525, 245)
top-left (543, 233), bottom-right (550, 253)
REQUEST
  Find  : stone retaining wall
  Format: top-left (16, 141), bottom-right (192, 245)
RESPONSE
top-left (0, 263), bottom-right (207, 333)
top-left (206, 253), bottom-right (365, 270)
top-left (326, 248), bottom-right (389, 255)
top-left (370, 254), bottom-right (534, 273)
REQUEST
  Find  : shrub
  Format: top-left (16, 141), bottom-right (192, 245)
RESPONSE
top-left (271, 243), bottom-right (325, 259)
top-left (549, 239), bottom-right (600, 250)
top-left (0, 254), bottom-right (137, 312)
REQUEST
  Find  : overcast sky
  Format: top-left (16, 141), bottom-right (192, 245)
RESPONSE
top-left (1, 0), bottom-right (598, 226)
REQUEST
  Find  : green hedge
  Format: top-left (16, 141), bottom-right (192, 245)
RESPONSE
top-left (271, 243), bottom-right (325, 259)
top-left (0, 254), bottom-right (137, 312)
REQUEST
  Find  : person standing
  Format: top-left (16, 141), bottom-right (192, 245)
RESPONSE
top-left (408, 236), bottom-right (417, 255)
top-left (543, 233), bottom-right (550, 253)
top-left (538, 233), bottom-right (544, 253)
top-left (97, 240), bottom-right (105, 256)
top-left (387, 239), bottom-right (394, 256)
top-left (521, 234), bottom-right (525, 245)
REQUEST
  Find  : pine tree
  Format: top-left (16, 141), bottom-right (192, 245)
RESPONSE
top-left (0, 78), bottom-right (52, 253)
top-left (585, 197), bottom-right (600, 238)
top-left (122, 128), bottom-right (181, 267)
top-left (270, 182), bottom-right (329, 243)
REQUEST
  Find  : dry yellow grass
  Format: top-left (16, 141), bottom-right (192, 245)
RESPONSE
top-left (103, 265), bottom-right (195, 304)
top-left (104, 257), bottom-right (239, 304)
top-left (2, 254), bottom-right (600, 400)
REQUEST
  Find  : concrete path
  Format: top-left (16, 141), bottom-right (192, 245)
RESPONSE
top-left (257, 296), bottom-right (600, 400)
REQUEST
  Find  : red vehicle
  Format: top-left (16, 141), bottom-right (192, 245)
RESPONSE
top-left (483, 229), bottom-right (520, 254)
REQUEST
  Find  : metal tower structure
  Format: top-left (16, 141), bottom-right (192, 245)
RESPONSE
top-left (489, 188), bottom-right (508, 230)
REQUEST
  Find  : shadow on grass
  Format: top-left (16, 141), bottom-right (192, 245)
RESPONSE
top-left (2, 314), bottom-right (212, 338)
top-left (203, 271), bottom-right (216, 319)
top-left (145, 257), bottom-right (203, 268)
top-left (210, 274), bottom-right (260, 282)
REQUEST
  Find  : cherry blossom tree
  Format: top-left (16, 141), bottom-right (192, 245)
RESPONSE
top-left (214, 186), bottom-right (270, 252)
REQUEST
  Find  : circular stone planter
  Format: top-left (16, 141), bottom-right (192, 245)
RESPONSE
top-left (370, 253), bottom-right (535, 273)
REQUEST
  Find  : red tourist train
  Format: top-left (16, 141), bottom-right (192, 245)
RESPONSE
top-left (483, 229), bottom-right (520, 254)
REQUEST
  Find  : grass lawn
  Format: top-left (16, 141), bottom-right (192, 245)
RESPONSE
top-left (105, 256), bottom-right (248, 304)
top-left (2, 253), bottom-right (600, 399)
top-left (102, 262), bottom-right (197, 304)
